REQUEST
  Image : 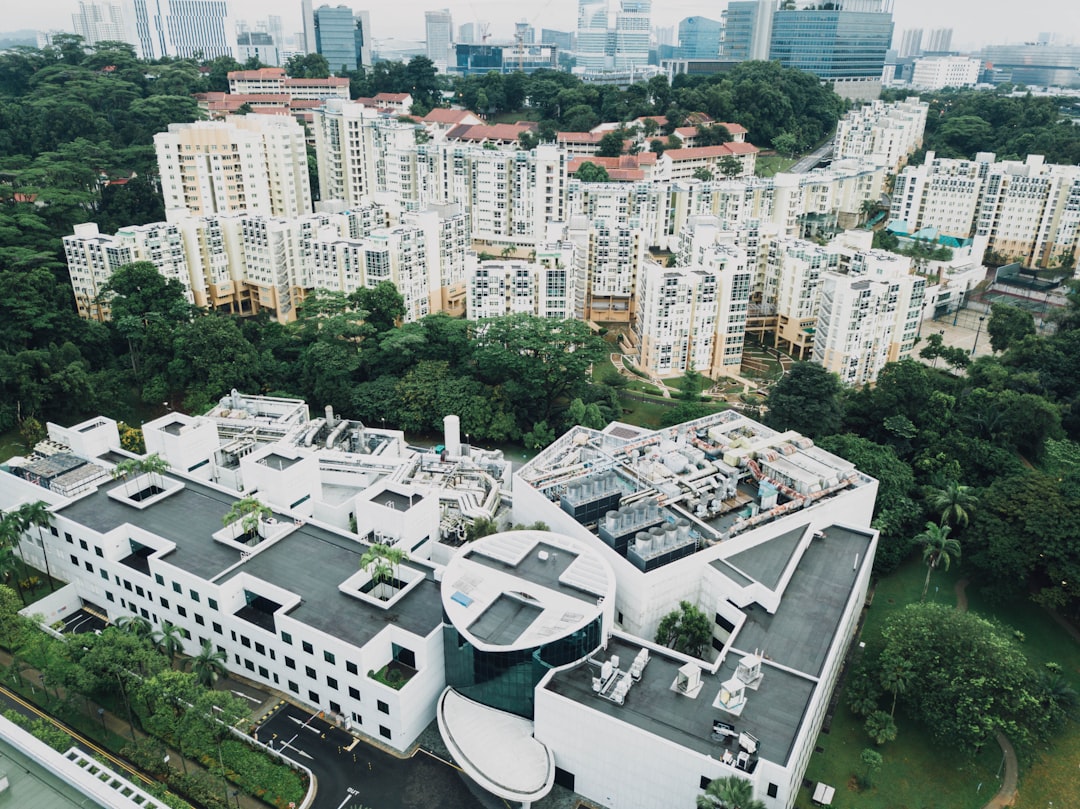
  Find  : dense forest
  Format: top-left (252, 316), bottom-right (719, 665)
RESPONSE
top-left (882, 86), bottom-right (1080, 165)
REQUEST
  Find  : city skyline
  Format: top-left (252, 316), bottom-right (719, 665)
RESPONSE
top-left (14, 0), bottom-right (1080, 52)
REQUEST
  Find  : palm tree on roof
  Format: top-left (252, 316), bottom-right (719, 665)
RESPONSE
top-left (696, 775), bottom-right (765, 809)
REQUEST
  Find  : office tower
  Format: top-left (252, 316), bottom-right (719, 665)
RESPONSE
top-left (653, 25), bottom-right (674, 47)
top-left (925, 27), bottom-right (952, 52)
top-left (236, 31), bottom-right (280, 66)
top-left (911, 56), bottom-right (980, 90)
top-left (425, 9), bottom-right (453, 72)
top-left (72, 1), bottom-right (127, 46)
top-left (612, 0), bottom-right (651, 71)
top-left (515, 20), bottom-right (535, 45)
top-left (677, 16), bottom-right (722, 60)
top-left (458, 22), bottom-right (475, 44)
top-left (897, 27), bottom-right (922, 58)
top-left (722, 0), bottom-right (772, 61)
top-left (769, 0), bottom-right (895, 99)
top-left (155, 117), bottom-right (312, 219)
top-left (125, 0), bottom-right (236, 59)
top-left (576, 0), bottom-right (609, 72)
top-left (301, 0), bottom-right (317, 52)
top-left (267, 15), bottom-right (285, 47)
top-left (541, 28), bottom-right (574, 53)
top-left (980, 42), bottom-right (1080, 87)
top-left (313, 5), bottom-right (370, 73)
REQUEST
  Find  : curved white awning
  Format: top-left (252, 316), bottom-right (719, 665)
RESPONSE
top-left (436, 688), bottom-right (555, 804)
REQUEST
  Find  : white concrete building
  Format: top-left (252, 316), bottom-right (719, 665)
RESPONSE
top-left (813, 251), bottom-right (924, 386)
top-left (2, 403), bottom-right (876, 809)
top-left (125, 0), bottom-right (237, 59)
top-left (155, 116), bottom-right (312, 219)
top-left (466, 259), bottom-right (579, 320)
top-left (833, 97), bottom-right (929, 174)
top-left (424, 9), bottom-right (453, 72)
top-left (910, 56), bottom-right (980, 90)
top-left (72, 1), bottom-right (127, 46)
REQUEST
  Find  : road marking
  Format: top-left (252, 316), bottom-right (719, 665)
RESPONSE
top-left (230, 689), bottom-right (262, 704)
top-left (335, 788), bottom-right (360, 809)
top-left (344, 737), bottom-right (360, 752)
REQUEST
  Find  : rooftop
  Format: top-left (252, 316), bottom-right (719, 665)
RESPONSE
top-left (545, 523), bottom-right (874, 765)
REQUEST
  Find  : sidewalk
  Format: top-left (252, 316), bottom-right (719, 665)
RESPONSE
top-left (0, 648), bottom-right (274, 809)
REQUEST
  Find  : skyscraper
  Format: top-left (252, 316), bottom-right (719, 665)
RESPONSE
top-left (677, 16), bottom-right (722, 60)
top-left (72, 1), bottom-right (127, 46)
top-left (575, 0), bottom-right (651, 74)
top-left (897, 28), bottom-right (923, 58)
top-left (313, 5), bottom-right (370, 73)
top-left (301, 0), bottom-right (317, 53)
top-left (125, 0), bottom-right (236, 60)
top-left (768, 0), bottom-right (895, 99)
top-left (575, 0), bottom-right (609, 72)
top-left (722, 0), bottom-right (772, 61)
top-left (613, 0), bottom-right (651, 71)
top-left (425, 9), bottom-right (453, 72)
top-left (925, 27), bottom-right (953, 53)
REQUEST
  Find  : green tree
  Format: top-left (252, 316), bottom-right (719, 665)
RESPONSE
top-left (879, 653), bottom-right (913, 718)
top-left (864, 710), bottom-right (898, 745)
top-left (987, 303), bottom-right (1036, 353)
top-left (655, 600), bottom-right (711, 658)
top-left (696, 775), bottom-right (764, 809)
top-left (718, 154), bottom-right (743, 178)
top-left (15, 501), bottom-right (55, 592)
top-left (189, 640), bottom-right (227, 688)
top-left (284, 53), bottom-right (330, 78)
top-left (916, 521), bottom-right (960, 599)
top-left (772, 131), bottom-right (799, 158)
top-left (764, 362), bottom-right (843, 438)
top-left (350, 281), bottom-right (406, 334)
top-left (152, 621), bottom-right (185, 665)
top-left (596, 131), bottom-right (625, 157)
top-left (692, 167), bottom-right (714, 181)
top-left (927, 479), bottom-right (977, 528)
top-left (221, 497), bottom-right (272, 542)
top-left (575, 161), bottom-right (611, 183)
top-left (523, 420), bottom-right (557, 450)
top-left (859, 748), bottom-right (883, 788)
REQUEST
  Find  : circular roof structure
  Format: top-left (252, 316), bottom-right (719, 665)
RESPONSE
top-left (441, 529), bottom-right (615, 652)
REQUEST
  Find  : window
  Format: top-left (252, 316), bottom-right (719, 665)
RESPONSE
top-left (281, 631), bottom-right (292, 644)
top-left (95, 546), bottom-right (103, 558)
top-left (324, 651), bottom-right (335, 665)
top-left (172, 582), bottom-right (181, 594)
top-left (79, 539), bottom-right (88, 551)
top-left (135, 586), bottom-right (144, 597)
top-left (106, 591), bottom-right (115, 602)
top-left (155, 574), bottom-right (164, 585)
top-left (351, 712), bottom-right (362, 724)
top-left (327, 676), bottom-right (338, 690)
top-left (285, 656), bottom-right (296, 670)
top-left (177, 605), bottom-right (187, 618)
top-left (195, 614), bottom-right (205, 626)
top-left (259, 665), bottom-right (269, 679)
top-left (308, 690), bottom-right (319, 703)
top-left (305, 666), bottom-right (316, 679)
top-left (244, 659), bottom-right (255, 672)
top-left (212, 621), bottom-right (222, 634)
top-left (767, 784), bottom-right (778, 798)
top-left (189, 590), bottom-right (200, 602)
top-left (699, 776), bottom-right (711, 790)
top-left (71, 554), bottom-right (78, 565)
top-left (84, 561), bottom-right (93, 572)
top-left (302, 641), bottom-right (313, 654)
top-left (240, 636), bottom-right (251, 648)
top-left (329, 700), bottom-right (341, 714)
top-left (348, 686), bottom-right (360, 700)
top-left (255, 641), bottom-right (265, 655)
top-left (208, 598), bottom-right (218, 610)
top-left (288, 681), bottom-right (298, 694)
top-left (100, 569), bottom-right (108, 580)
top-left (65, 532), bottom-right (73, 544)
top-left (346, 661), bottom-right (358, 675)
top-left (379, 726), bottom-right (391, 740)
top-left (377, 700), bottom-right (389, 715)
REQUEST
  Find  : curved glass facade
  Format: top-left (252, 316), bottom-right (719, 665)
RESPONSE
top-left (443, 615), bottom-right (603, 718)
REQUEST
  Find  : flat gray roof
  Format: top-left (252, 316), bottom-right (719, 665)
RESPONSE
top-left (467, 542), bottom-right (596, 604)
top-left (545, 636), bottom-right (815, 766)
top-left (726, 525), bottom-right (807, 591)
top-left (546, 524), bottom-right (874, 765)
top-left (731, 526), bottom-right (872, 678)
top-left (469, 594), bottom-right (543, 644)
top-left (228, 522), bottom-right (443, 648)
top-left (58, 479), bottom-right (247, 580)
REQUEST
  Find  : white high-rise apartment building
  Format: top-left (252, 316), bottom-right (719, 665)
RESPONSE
top-left (910, 56), bottom-right (980, 90)
top-left (896, 27), bottom-right (922, 58)
top-left (155, 116), bottom-right (312, 219)
top-left (72, 1), bottom-right (127, 46)
top-left (425, 9), bottom-right (453, 72)
top-left (63, 221), bottom-right (194, 321)
top-left (125, 0), bottom-right (237, 59)
top-left (834, 97), bottom-right (929, 173)
top-left (813, 251), bottom-right (924, 386)
top-left (567, 217), bottom-right (646, 322)
top-left (924, 27), bottom-right (952, 52)
top-left (635, 237), bottom-right (751, 378)
top-left (466, 259), bottom-right (579, 320)
top-left (890, 151), bottom-right (990, 239)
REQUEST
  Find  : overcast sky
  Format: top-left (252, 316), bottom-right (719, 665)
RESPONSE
top-left (14, 0), bottom-right (1079, 52)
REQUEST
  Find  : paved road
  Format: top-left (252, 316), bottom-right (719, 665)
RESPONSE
top-left (789, 140), bottom-right (834, 173)
top-left (254, 702), bottom-right (488, 809)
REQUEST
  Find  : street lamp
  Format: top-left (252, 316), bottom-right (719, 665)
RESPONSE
top-left (971, 316), bottom-right (986, 356)
top-left (232, 790), bottom-right (241, 809)
top-left (97, 707), bottom-right (106, 735)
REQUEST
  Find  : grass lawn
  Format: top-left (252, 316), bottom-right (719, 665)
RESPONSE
top-left (806, 555), bottom-right (1080, 808)
top-left (756, 154), bottom-right (797, 177)
top-left (0, 427), bottom-right (25, 463)
top-left (962, 586), bottom-right (1080, 808)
